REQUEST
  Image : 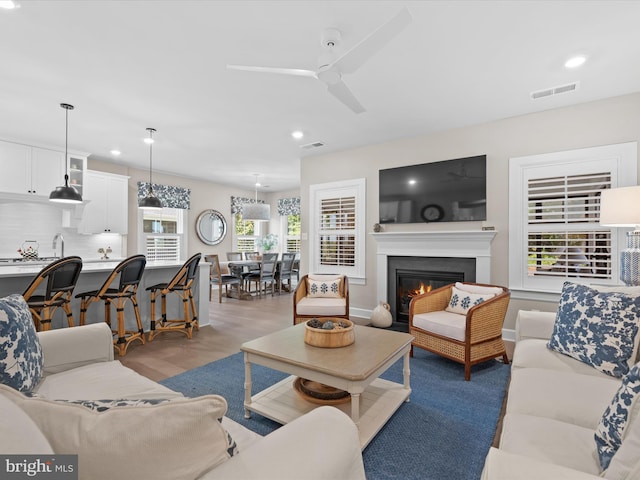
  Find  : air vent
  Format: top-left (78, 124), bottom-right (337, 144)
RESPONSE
top-left (301, 141), bottom-right (325, 150)
top-left (531, 81), bottom-right (580, 100)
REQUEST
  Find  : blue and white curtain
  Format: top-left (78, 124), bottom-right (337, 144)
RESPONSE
top-left (231, 195), bottom-right (266, 215)
top-left (137, 182), bottom-right (191, 209)
top-left (278, 197), bottom-right (300, 216)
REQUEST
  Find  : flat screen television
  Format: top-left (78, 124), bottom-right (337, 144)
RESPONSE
top-left (379, 155), bottom-right (487, 224)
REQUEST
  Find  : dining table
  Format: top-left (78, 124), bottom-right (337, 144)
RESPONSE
top-left (226, 258), bottom-right (291, 299)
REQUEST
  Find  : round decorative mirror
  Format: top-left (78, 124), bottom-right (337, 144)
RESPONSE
top-left (196, 209), bottom-right (227, 246)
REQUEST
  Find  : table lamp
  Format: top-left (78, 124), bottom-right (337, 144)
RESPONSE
top-left (600, 185), bottom-right (640, 285)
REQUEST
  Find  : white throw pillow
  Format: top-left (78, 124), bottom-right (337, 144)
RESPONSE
top-left (0, 384), bottom-right (236, 480)
top-left (307, 276), bottom-right (343, 298)
top-left (445, 286), bottom-right (495, 315)
top-left (454, 282), bottom-right (503, 296)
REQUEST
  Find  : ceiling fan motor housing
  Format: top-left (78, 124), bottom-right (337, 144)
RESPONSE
top-left (320, 28), bottom-right (341, 49)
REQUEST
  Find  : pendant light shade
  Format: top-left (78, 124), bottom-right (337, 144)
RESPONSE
top-left (50, 103), bottom-right (83, 204)
top-left (243, 174), bottom-right (270, 221)
top-left (138, 127), bottom-right (163, 209)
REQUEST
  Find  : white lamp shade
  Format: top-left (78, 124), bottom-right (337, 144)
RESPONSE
top-left (243, 203), bottom-right (270, 221)
top-left (600, 186), bottom-right (640, 227)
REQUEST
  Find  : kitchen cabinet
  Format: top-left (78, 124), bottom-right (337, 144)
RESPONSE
top-left (78, 170), bottom-right (129, 234)
top-left (0, 140), bottom-right (65, 196)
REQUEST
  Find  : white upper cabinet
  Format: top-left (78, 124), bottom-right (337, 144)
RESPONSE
top-left (78, 170), bottom-right (129, 234)
top-left (0, 139), bottom-right (83, 197)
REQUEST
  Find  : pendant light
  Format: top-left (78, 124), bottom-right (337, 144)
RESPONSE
top-left (243, 174), bottom-right (270, 221)
top-left (138, 127), bottom-right (163, 209)
top-left (49, 103), bottom-right (83, 203)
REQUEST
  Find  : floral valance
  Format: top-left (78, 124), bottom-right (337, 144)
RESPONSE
top-left (137, 182), bottom-right (191, 209)
top-left (231, 195), bottom-right (265, 215)
top-left (278, 197), bottom-right (300, 216)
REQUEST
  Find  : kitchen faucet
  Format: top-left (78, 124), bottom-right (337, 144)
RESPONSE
top-left (52, 233), bottom-right (64, 258)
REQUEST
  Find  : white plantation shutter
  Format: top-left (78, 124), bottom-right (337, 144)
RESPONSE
top-left (310, 179), bottom-right (365, 280)
top-left (146, 235), bottom-right (180, 261)
top-left (509, 142), bottom-right (637, 293)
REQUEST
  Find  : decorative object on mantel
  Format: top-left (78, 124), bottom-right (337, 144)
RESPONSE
top-left (370, 301), bottom-right (392, 328)
top-left (49, 103), bottom-right (83, 204)
top-left (304, 318), bottom-right (354, 348)
top-left (18, 241), bottom-right (39, 260)
top-left (373, 223), bottom-right (382, 232)
top-left (138, 127), bottom-right (163, 210)
top-left (242, 174), bottom-right (270, 221)
top-left (97, 246), bottom-right (112, 260)
top-left (600, 185), bottom-right (640, 285)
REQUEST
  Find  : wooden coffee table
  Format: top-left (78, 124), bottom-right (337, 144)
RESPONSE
top-left (241, 323), bottom-right (413, 449)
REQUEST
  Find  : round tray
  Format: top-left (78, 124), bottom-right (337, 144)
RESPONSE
top-left (293, 377), bottom-right (351, 405)
top-left (304, 318), bottom-right (355, 348)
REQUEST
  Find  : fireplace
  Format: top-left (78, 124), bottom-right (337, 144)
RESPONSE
top-left (388, 256), bottom-right (476, 330)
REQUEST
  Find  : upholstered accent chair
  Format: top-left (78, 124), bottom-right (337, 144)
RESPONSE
top-left (293, 274), bottom-right (349, 325)
top-left (409, 282), bottom-right (510, 380)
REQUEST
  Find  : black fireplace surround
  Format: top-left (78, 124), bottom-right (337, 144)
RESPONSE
top-left (387, 256), bottom-right (476, 331)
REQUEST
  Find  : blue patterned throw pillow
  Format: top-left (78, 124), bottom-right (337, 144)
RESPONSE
top-left (548, 282), bottom-right (640, 378)
top-left (595, 362), bottom-right (640, 471)
top-left (445, 286), bottom-right (495, 315)
top-left (0, 294), bottom-right (43, 392)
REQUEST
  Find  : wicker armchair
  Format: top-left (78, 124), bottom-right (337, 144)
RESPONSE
top-left (293, 274), bottom-right (349, 325)
top-left (409, 282), bottom-right (510, 380)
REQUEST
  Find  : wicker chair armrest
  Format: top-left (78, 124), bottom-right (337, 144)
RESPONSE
top-left (466, 291), bottom-right (511, 343)
top-left (409, 285), bottom-right (452, 324)
top-left (293, 276), bottom-right (308, 307)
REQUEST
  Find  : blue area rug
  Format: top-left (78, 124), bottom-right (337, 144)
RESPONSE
top-left (160, 348), bottom-right (510, 480)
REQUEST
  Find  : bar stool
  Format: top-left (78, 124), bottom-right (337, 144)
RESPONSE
top-left (22, 256), bottom-right (83, 331)
top-left (75, 255), bottom-right (147, 356)
top-left (147, 253), bottom-right (201, 341)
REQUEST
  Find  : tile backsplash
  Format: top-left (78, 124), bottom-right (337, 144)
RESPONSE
top-left (0, 202), bottom-right (124, 260)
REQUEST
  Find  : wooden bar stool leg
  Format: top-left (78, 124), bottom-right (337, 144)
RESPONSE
top-left (189, 289), bottom-right (198, 332)
top-left (132, 295), bottom-right (145, 343)
top-left (148, 289), bottom-right (157, 341)
top-left (40, 305), bottom-right (52, 331)
top-left (181, 294), bottom-right (192, 339)
top-left (63, 301), bottom-right (74, 328)
top-left (115, 302), bottom-right (127, 357)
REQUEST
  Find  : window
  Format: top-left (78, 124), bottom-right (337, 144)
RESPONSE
top-left (509, 142), bottom-right (637, 293)
top-left (284, 214), bottom-right (301, 252)
top-left (309, 178), bottom-right (365, 282)
top-left (233, 214), bottom-right (262, 253)
top-left (139, 207), bottom-right (186, 262)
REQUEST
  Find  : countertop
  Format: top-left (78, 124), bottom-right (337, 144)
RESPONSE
top-left (0, 259), bottom-right (186, 278)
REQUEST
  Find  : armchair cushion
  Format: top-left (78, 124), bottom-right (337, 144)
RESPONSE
top-left (445, 286), bottom-right (496, 315)
top-left (0, 384), bottom-right (236, 480)
top-left (0, 294), bottom-right (43, 393)
top-left (412, 310), bottom-right (466, 341)
top-left (295, 297), bottom-right (347, 316)
top-left (306, 275), bottom-right (343, 298)
top-left (548, 282), bottom-right (640, 378)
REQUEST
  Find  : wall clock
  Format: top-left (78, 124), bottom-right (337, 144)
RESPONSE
top-left (420, 204), bottom-right (444, 222)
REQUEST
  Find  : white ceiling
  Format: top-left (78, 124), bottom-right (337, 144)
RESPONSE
top-left (1, 0), bottom-right (640, 193)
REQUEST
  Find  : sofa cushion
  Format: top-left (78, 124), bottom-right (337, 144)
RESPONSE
top-left (500, 412), bottom-right (601, 475)
top-left (0, 384), bottom-right (236, 480)
top-left (0, 294), bottom-right (43, 393)
top-left (412, 310), bottom-right (466, 341)
top-left (307, 275), bottom-right (342, 298)
top-left (445, 286), bottom-right (495, 315)
top-left (35, 360), bottom-right (184, 400)
top-left (606, 413), bottom-right (640, 480)
top-left (595, 362), bottom-right (640, 470)
top-left (0, 391), bottom-right (53, 454)
top-left (548, 282), bottom-right (640, 378)
top-left (455, 282), bottom-right (503, 296)
top-left (506, 367), bottom-right (621, 429)
top-left (296, 297), bottom-right (346, 316)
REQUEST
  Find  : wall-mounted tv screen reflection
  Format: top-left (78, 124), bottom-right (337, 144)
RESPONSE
top-left (379, 155), bottom-right (487, 224)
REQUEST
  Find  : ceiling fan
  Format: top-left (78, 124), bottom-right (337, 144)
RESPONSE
top-left (227, 8), bottom-right (412, 114)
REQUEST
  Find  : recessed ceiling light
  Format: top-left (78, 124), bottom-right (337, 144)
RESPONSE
top-left (0, 1), bottom-right (19, 10)
top-left (291, 130), bottom-right (304, 140)
top-left (110, 150), bottom-right (121, 156)
top-left (564, 55), bottom-right (587, 69)
top-left (408, 179), bottom-right (416, 185)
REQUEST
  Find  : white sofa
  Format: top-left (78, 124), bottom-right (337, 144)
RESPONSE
top-left (482, 310), bottom-right (640, 480)
top-left (0, 322), bottom-right (366, 480)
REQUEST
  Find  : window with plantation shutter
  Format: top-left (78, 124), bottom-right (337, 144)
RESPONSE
top-left (509, 142), bottom-right (637, 293)
top-left (309, 179), bottom-right (365, 282)
top-left (146, 236), bottom-right (180, 261)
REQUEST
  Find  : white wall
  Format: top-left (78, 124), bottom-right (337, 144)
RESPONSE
top-left (300, 92), bottom-right (640, 330)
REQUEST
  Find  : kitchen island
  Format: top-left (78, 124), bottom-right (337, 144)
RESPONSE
top-left (0, 259), bottom-right (210, 331)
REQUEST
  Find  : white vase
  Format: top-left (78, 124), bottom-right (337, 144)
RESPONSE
top-left (370, 301), bottom-right (392, 328)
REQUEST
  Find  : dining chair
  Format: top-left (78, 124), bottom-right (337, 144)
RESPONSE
top-left (244, 252), bottom-right (260, 260)
top-left (226, 252), bottom-right (243, 261)
top-left (147, 253), bottom-right (201, 341)
top-left (204, 254), bottom-right (240, 303)
top-left (75, 255), bottom-right (147, 356)
top-left (22, 256), bottom-right (83, 331)
top-left (245, 253), bottom-right (278, 297)
top-left (277, 252), bottom-right (296, 294)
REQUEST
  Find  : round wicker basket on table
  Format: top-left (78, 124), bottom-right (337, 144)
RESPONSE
top-left (303, 318), bottom-right (355, 348)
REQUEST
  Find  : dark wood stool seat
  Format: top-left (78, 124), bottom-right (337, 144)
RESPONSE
top-left (22, 256), bottom-right (83, 331)
top-left (75, 255), bottom-right (147, 356)
top-left (147, 253), bottom-right (201, 341)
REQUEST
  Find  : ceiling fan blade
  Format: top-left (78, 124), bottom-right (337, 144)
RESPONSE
top-left (227, 64), bottom-right (317, 78)
top-left (331, 7), bottom-right (412, 74)
top-left (327, 80), bottom-right (365, 114)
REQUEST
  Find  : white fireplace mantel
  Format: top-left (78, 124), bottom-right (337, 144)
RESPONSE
top-left (370, 230), bottom-right (497, 302)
